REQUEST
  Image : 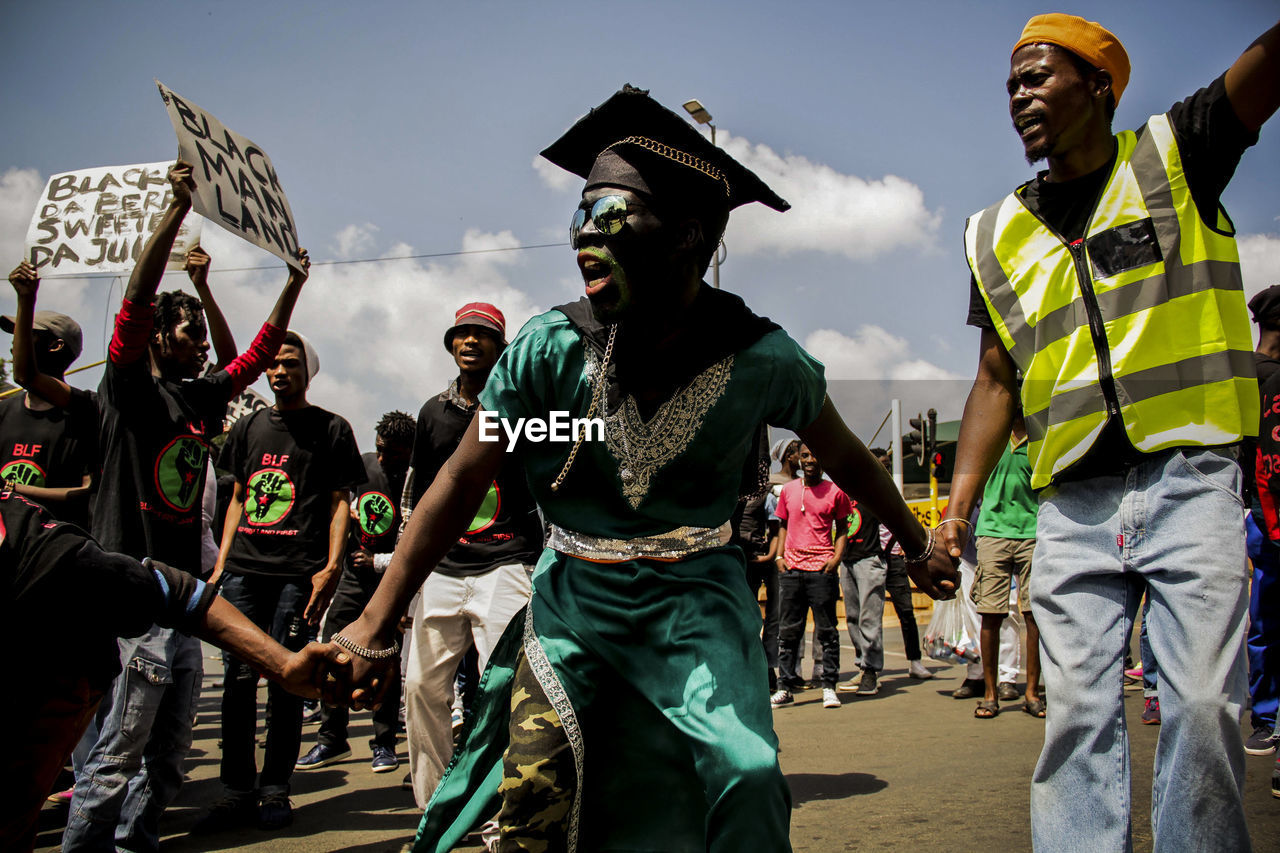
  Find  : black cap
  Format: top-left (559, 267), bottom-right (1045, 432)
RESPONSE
top-left (1250, 285), bottom-right (1280, 328)
top-left (540, 85), bottom-right (790, 213)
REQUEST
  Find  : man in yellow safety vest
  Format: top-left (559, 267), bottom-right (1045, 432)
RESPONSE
top-left (940, 13), bottom-right (1280, 851)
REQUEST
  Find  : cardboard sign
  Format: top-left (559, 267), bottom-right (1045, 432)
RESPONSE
top-left (225, 387), bottom-right (270, 429)
top-left (25, 162), bottom-right (203, 274)
top-left (156, 81), bottom-right (303, 271)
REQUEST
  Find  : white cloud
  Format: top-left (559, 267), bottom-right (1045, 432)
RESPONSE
top-left (528, 131), bottom-right (941, 261)
top-left (0, 167), bottom-right (44, 267)
top-left (191, 224), bottom-right (543, 444)
top-left (532, 155), bottom-right (577, 192)
top-left (1240, 232), bottom-right (1280, 299)
top-left (804, 326), bottom-right (961, 381)
top-left (718, 132), bottom-right (940, 260)
top-left (330, 222), bottom-right (379, 260)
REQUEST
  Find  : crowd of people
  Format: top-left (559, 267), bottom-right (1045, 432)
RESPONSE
top-left (0, 10), bottom-right (1277, 853)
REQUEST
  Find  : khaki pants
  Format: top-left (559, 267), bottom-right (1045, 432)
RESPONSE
top-left (405, 564), bottom-right (533, 808)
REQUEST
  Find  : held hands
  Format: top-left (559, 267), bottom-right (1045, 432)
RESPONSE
top-left (278, 641), bottom-right (355, 703)
top-left (168, 161), bottom-right (196, 208)
top-left (325, 615), bottom-right (400, 711)
top-left (185, 247), bottom-right (211, 289)
top-left (905, 522), bottom-right (962, 600)
top-left (8, 261), bottom-right (38, 300)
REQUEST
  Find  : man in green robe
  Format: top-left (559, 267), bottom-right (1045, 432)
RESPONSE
top-left (331, 85), bottom-right (959, 852)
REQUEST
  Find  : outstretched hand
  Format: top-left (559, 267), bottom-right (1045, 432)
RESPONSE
top-left (278, 641), bottom-right (354, 703)
top-left (905, 533), bottom-right (960, 600)
top-left (168, 161), bottom-right (196, 208)
top-left (327, 616), bottom-right (400, 711)
top-left (185, 247), bottom-right (211, 288)
top-left (8, 261), bottom-right (38, 299)
top-left (289, 248), bottom-right (311, 285)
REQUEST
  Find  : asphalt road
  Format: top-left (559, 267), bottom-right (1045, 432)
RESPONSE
top-left (34, 618), bottom-right (1280, 852)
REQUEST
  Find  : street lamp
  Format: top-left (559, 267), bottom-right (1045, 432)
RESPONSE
top-left (683, 98), bottom-right (723, 289)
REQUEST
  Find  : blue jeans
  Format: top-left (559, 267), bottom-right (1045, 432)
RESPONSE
top-left (64, 626), bottom-right (203, 853)
top-left (219, 573), bottom-right (310, 794)
top-left (838, 555), bottom-right (886, 672)
top-left (1030, 448), bottom-right (1249, 852)
top-left (777, 570), bottom-right (839, 689)
top-left (1139, 594), bottom-right (1160, 698)
top-left (1245, 512), bottom-right (1280, 730)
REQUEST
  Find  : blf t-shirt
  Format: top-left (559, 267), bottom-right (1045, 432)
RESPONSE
top-left (351, 451), bottom-right (404, 556)
top-left (776, 478), bottom-right (852, 570)
top-left (0, 388), bottom-right (98, 527)
top-left (220, 406), bottom-right (366, 579)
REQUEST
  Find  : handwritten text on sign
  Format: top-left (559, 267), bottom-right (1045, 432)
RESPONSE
top-left (25, 163), bottom-right (202, 274)
top-left (156, 81), bottom-right (303, 271)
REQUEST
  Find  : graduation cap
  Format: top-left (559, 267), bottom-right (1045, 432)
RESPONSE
top-left (540, 85), bottom-right (790, 215)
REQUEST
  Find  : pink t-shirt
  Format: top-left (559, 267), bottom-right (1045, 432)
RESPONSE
top-left (776, 478), bottom-right (852, 571)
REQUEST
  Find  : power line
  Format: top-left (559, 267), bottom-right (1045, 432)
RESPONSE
top-left (37, 240), bottom-right (568, 279)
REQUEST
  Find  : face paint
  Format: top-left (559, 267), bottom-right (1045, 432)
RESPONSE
top-left (577, 245), bottom-right (632, 322)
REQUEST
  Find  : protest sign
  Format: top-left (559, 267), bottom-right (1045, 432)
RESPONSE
top-left (225, 387), bottom-right (270, 429)
top-left (156, 81), bottom-right (303, 271)
top-left (25, 162), bottom-right (203, 275)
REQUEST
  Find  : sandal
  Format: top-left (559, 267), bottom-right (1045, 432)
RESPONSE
top-left (974, 700), bottom-right (1000, 719)
top-left (1023, 698), bottom-right (1047, 718)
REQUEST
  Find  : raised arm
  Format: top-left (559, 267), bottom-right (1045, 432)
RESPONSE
top-left (938, 329), bottom-right (1020, 559)
top-left (185, 248), bottom-right (237, 369)
top-left (1224, 20), bottom-right (1280, 134)
top-left (123, 162), bottom-right (193, 305)
top-left (7, 262), bottom-right (71, 408)
top-left (797, 396), bottom-right (957, 598)
top-left (220, 249), bottom-right (310, 397)
top-left (335, 410), bottom-right (505, 705)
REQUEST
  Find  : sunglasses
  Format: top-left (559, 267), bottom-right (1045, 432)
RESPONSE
top-left (569, 195), bottom-right (631, 249)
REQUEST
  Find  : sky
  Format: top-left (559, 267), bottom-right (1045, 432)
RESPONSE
top-left (0, 0), bottom-right (1277, 449)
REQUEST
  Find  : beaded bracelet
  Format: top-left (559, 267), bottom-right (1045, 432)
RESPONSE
top-left (902, 525), bottom-right (935, 564)
top-left (934, 517), bottom-right (972, 532)
top-left (332, 633), bottom-right (401, 661)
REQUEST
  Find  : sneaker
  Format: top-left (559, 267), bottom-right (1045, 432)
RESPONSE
top-left (951, 678), bottom-right (984, 699)
top-left (258, 790), bottom-right (293, 830)
top-left (295, 743), bottom-right (352, 770)
top-left (46, 786), bottom-right (74, 805)
top-left (822, 688), bottom-right (840, 708)
top-left (1141, 697), bottom-right (1161, 725)
top-left (855, 669), bottom-right (879, 696)
top-left (190, 790), bottom-right (257, 835)
top-left (908, 660), bottom-right (933, 679)
top-left (997, 682), bottom-right (1021, 702)
top-left (1245, 726), bottom-right (1279, 756)
top-left (301, 702), bottom-right (322, 725)
top-left (371, 745), bottom-right (399, 773)
top-left (770, 689), bottom-right (794, 707)
top-left (836, 675), bottom-right (862, 693)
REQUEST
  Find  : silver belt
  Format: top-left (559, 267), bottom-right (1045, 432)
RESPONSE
top-left (547, 522), bottom-right (730, 562)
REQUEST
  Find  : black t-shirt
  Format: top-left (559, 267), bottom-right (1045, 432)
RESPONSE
top-left (966, 73), bottom-right (1260, 479)
top-left (351, 451), bottom-right (405, 556)
top-left (0, 388), bottom-right (99, 527)
top-left (842, 500), bottom-right (883, 562)
top-left (220, 405), bottom-right (365, 579)
top-left (411, 384), bottom-right (543, 576)
top-left (94, 360), bottom-right (235, 572)
top-left (731, 492), bottom-right (769, 559)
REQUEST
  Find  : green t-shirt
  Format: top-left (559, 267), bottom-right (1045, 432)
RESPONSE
top-left (975, 437), bottom-right (1037, 539)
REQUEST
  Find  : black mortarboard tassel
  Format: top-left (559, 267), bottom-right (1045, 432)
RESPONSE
top-left (540, 84), bottom-right (790, 213)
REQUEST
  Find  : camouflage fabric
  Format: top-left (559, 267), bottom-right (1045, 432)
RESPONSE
top-left (495, 652), bottom-right (575, 852)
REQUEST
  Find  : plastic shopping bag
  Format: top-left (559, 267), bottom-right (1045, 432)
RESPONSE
top-left (924, 596), bottom-right (981, 665)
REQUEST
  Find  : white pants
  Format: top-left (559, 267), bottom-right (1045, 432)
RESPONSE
top-left (959, 558), bottom-right (1021, 682)
top-left (405, 564), bottom-right (533, 808)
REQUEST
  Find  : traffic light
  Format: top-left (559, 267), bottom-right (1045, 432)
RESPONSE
top-left (907, 413), bottom-right (928, 466)
top-left (931, 450), bottom-right (946, 482)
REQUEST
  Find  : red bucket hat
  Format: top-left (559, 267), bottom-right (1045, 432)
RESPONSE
top-left (444, 302), bottom-right (507, 350)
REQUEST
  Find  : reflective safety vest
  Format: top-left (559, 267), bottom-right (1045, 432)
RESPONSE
top-left (965, 113), bottom-right (1257, 489)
